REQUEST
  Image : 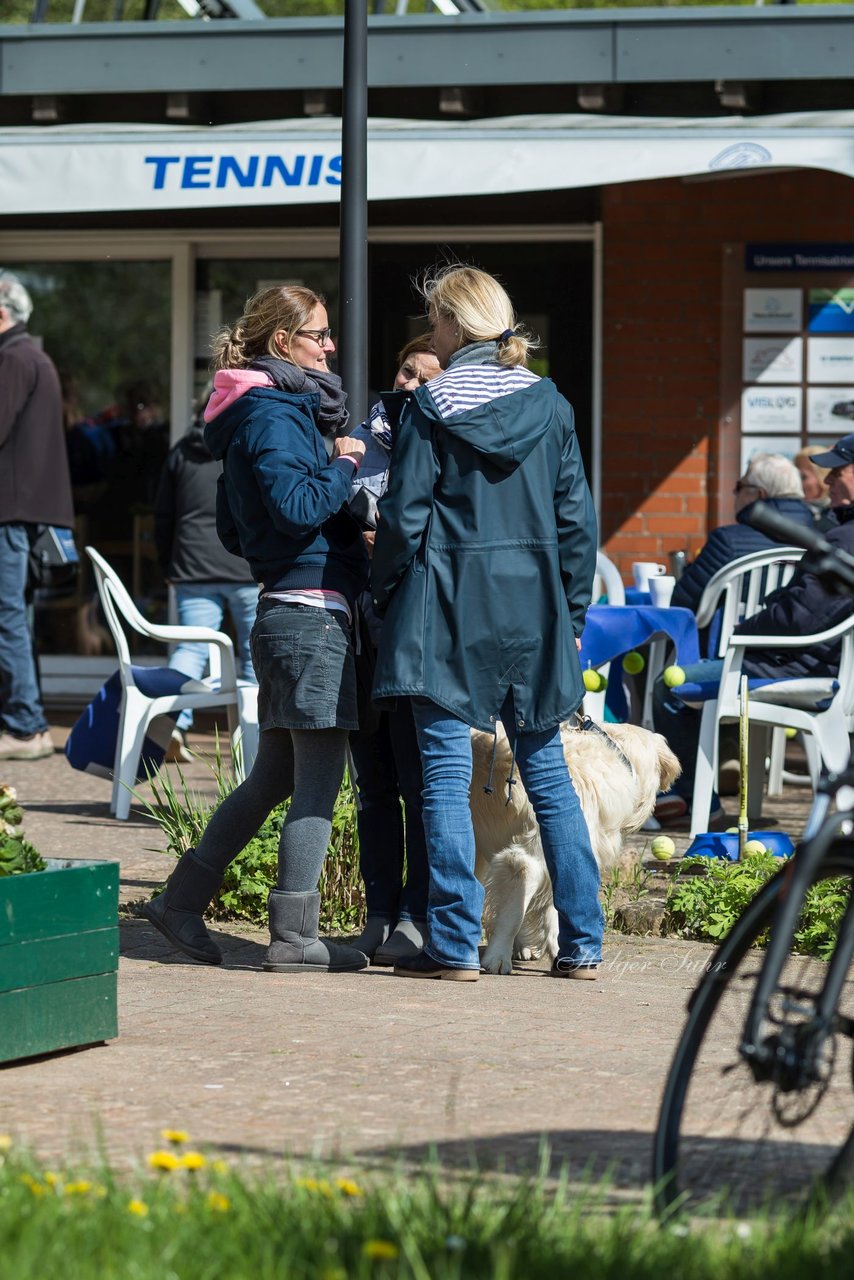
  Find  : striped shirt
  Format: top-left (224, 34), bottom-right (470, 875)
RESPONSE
top-left (427, 363), bottom-right (539, 419)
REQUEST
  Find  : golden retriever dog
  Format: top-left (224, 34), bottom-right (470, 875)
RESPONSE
top-left (470, 719), bottom-right (681, 974)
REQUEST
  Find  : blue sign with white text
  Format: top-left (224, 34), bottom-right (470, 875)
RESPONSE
top-left (746, 244), bottom-right (854, 272)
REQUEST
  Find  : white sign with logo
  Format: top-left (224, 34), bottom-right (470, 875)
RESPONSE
top-left (740, 435), bottom-right (801, 474)
top-left (807, 338), bottom-right (854, 383)
top-left (740, 386), bottom-right (802, 433)
top-left (743, 337), bottom-right (803, 384)
top-left (743, 288), bottom-right (803, 334)
top-left (807, 386), bottom-right (854, 433)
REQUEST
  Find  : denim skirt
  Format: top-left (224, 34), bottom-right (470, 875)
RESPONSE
top-left (250, 600), bottom-right (358, 731)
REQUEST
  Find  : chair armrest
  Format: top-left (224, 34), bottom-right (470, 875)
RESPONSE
top-left (139, 623), bottom-right (235, 647)
top-left (726, 614), bottom-right (854, 651)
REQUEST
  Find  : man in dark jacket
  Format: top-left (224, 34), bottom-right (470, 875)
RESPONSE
top-left (671, 452), bottom-right (815, 615)
top-left (0, 270), bottom-right (73, 761)
top-left (654, 434), bottom-right (854, 824)
top-left (154, 413), bottom-right (258, 757)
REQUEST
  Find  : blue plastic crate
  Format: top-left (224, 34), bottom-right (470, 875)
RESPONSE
top-left (686, 830), bottom-right (794, 861)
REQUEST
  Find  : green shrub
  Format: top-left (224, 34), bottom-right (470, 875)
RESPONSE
top-left (664, 854), bottom-right (848, 959)
top-left (138, 746), bottom-right (364, 933)
top-left (0, 782), bottom-right (46, 876)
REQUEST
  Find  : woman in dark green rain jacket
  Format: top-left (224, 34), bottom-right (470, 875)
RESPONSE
top-left (372, 265), bottom-right (604, 983)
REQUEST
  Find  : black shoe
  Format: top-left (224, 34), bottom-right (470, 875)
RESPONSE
top-left (393, 950), bottom-right (480, 981)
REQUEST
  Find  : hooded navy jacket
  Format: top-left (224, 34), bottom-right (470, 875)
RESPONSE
top-left (204, 384), bottom-right (368, 605)
top-left (372, 372), bottom-right (597, 732)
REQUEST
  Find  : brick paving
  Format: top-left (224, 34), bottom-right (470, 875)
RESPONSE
top-left (0, 715), bottom-right (814, 1195)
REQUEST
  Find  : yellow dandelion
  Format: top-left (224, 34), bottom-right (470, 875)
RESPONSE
top-left (336, 1178), bottom-right (363, 1197)
top-left (0, 1135), bottom-right (12, 1151)
top-left (43, 1171), bottom-right (61, 1187)
top-left (295, 1176), bottom-right (333, 1197)
top-left (362, 1240), bottom-right (399, 1261)
top-left (147, 1150), bottom-right (182, 1172)
top-left (174, 1202), bottom-right (188, 1215)
top-left (211, 1160), bottom-right (230, 1175)
top-left (128, 1199), bottom-right (149, 1217)
top-left (179, 1151), bottom-right (207, 1172)
top-left (160, 1129), bottom-right (190, 1145)
top-left (206, 1191), bottom-right (231, 1213)
top-left (19, 1174), bottom-right (45, 1196)
top-left (63, 1181), bottom-right (93, 1196)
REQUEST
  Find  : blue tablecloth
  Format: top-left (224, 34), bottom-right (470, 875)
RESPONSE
top-left (580, 604), bottom-right (700, 670)
top-left (580, 605), bottom-right (701, 722)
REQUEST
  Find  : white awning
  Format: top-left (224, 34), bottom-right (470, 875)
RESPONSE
top-left (3, 110), bottom-right (854, 214)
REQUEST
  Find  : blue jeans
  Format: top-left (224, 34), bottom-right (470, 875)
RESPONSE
top-left (349, 699), bottom-right (428, 921)
top-left (169, 582), bottom-right (259, 731)
top-left (411, 696), bottom-right (604, 971)
top-left (0, 524), bottom-right (48, 738)
top-left (652, 659), bottom-right (724, 804)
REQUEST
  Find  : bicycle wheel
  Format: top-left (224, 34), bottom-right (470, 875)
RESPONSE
top-left (654, 846), bottom-right (854, 1218)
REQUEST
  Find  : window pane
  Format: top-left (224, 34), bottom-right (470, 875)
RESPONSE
top-left (16, 260), bottom-right (172, 657)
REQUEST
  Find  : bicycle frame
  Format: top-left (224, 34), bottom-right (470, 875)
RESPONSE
top-left (740, 770), bottom-right (854, 1088)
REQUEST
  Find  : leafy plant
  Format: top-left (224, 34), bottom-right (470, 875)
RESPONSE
top-left (0, 784), bottom-right (46, 877)
top-left (136, 746), bottom-right (364, 934)
top-left (664, 853), bottom-right (849, 959)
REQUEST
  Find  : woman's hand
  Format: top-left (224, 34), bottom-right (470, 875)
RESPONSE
top-left (333, 436), bottom-right (366, 462)
top-left (363, 530), bottom-right (375, 556)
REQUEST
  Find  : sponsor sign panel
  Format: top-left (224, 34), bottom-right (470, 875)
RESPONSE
top-left (807, 338), bottom-right (854, 383)
top-left (742, 337), bottom-right (803, 384)
top-left (808, 288), bottom-right (854, 334)
top-left (743, 288), bottom-right (802, 334)
top-left (740, 435), bottom-right (802, 473)
top-left (740, 386), bottom-right (802, 433)
top-left (807, 387), bottom-right (854, 433)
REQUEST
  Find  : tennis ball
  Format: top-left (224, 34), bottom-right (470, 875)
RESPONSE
top-left (743, 839), bottom-right (768, 857)
top-left (582, 668), bottom-right (607, 693)
top-left (650, 835), bottom-right (676, 861)
top-left (785, 727), bottom-right (797, 740)
top-left (622, 651), bottom-right (645, 675)
top-left (725, 827), bottom-right (739, 834)
top-left (663, 665), bottom-right (686, 688)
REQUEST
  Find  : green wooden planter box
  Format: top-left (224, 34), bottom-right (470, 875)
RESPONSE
top-left (0, 860), bottom-right (119, 1065)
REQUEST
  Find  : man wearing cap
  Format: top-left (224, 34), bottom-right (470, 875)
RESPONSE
top-left (652, 432), bottom-right (854, 828)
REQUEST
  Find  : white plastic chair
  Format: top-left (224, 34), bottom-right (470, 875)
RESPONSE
top-left (689, 611), bottom-right (854, 837)
top-left (86, 546), bottom-right (256, 820)
top-left (583, 551), bottom-right (626, 720)
top-left (694, 546), bottom-right (805, 658)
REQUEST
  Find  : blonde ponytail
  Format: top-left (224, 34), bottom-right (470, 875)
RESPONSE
top-left (211, 284), bottom-right (323, 371)
top-left (420, 265), bottom-right (536, 368)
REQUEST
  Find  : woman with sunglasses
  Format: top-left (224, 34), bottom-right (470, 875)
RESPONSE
top-left (143, 284), bottom-right (370, 974)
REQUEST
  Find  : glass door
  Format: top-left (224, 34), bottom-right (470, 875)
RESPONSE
top-left (15, 259), bottom-right (172, 658)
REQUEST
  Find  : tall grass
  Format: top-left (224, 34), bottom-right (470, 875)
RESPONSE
top-left (4, 1139), bottom-right (854, 1280)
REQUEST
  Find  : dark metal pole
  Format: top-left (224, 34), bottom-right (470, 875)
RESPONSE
top-left (339, 0), bottom-right (369, 426)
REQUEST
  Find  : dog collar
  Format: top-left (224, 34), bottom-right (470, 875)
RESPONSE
top-left (574, 713), bottom-right (635, 778)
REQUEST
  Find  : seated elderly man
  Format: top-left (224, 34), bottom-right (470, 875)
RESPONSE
top-left (653, 434), bottom-right (854, 828)
top-left (671, 452), bottom-right (814, 614)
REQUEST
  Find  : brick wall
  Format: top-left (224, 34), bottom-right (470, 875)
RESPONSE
top-left (600, 169), bottom-right (854, 581)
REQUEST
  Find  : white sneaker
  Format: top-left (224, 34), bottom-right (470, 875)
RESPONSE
top-left (164, 729), bottom-right (193, 764)
top-left (0, 729), bottom-right (55, 760)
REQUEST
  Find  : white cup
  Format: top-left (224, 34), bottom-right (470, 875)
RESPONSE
top-left (649, 575), bottom-right (676, 608)
top-left (632, 561), bottom-right (667, 592)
